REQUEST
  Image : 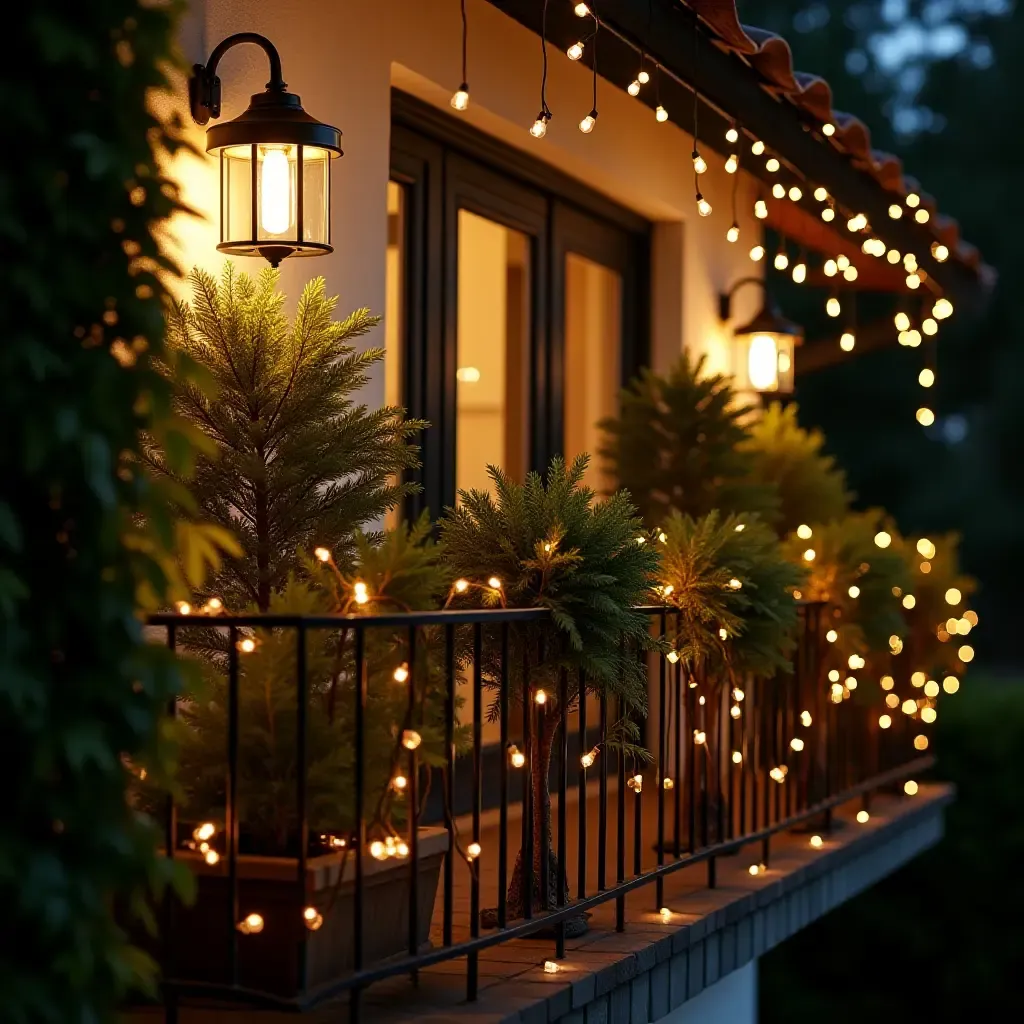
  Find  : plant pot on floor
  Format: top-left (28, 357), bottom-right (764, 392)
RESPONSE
top-left (159, 827), bottom-right (448, 999)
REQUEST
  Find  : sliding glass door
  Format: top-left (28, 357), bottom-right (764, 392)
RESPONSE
top-left (388, 91), bottom-right (649, 519)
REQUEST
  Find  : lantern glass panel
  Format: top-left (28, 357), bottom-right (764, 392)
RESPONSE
top-left (222, 146), bottom-right (254, 249)
top-left (301, 146), bottom-right (331, 245)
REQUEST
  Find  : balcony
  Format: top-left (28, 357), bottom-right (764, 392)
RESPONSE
top-left (134, 602), bottom-right (946, 1023)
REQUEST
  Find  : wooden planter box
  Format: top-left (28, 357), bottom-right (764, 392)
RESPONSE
top-left (165, 828), bottom-right (448, 998)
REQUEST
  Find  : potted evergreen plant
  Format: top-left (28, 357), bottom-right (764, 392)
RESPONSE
top-left (145, 265), bottom-right (453, 994)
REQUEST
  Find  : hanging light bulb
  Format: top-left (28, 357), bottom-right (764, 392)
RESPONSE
top-left (450, 84), bottom-right (470, 112)
top-left (530, 112), bottom-right (550, 139)
top-left (655, 105), bottom-right (669, 123)
top-left (726, 126), bottom-right (739, 144)
top-left (922, 317), bottom-right (938, 336)
top-left (814, 186), bottom-right (828, 202)
top-left (627, 80), bottom-right (641, 96)
top-left (788, 186), bottom-right (803, 202)
top-left (821, 206), bottom-right (835, 222)
top-left (887, 249), bottom-right (901, 264)
top-left (843, 265), bottom-right (859, 282)
top-left (915, 208), bottom-right (930, 223)
top-left (837, 255), bottom-right (850, 271)
top-left (894, 312), bottom-right (910, 332)
top-left (692, 149), bottom-right (706, 172)
top-left (919, 368), bottom-right (935, 388)
top-left (765, 156), bottom-right (780, 173)
top-left (749, 244), bottom-right (765, 262)
top-left (774, 250), bottom-right (789, 271)
top-left (792, 261), bottom-right (807, 284)
top-left (772, 182), bottom-right (786, 199)
top-left (574, 2), bottom-right (590, 15)
top-left (906, 192), bottom-right (921, 208)
top-left (751, 139), bottom-right (765, 155)
top-left (933, 297), bottom-right (954, 319)
top-left (840, 332), bottom-right (855, 352)
top-left (823, 259), bottom-right (838, 277)
top-left (907, 272), bottom-right (921, 289)
top-left (567, 41), bottom-right (584, 60)
top-left (916, 407), bottom-right (935, 426)
top-left (726, 223), bottom-right (740, 243)
top-left (931, 242), bottom-right (949, 262)
top-left (725, 153), bottom-right (739, 174)
top-left (822, 121), bottom-right (836, 136)
top-left (579, 109), bottom-right (597, 134)
top-left (754, 199), bottom-right (768, 219)
top-left (637, 68), bottom-right (650, 84)
top-left (889, 204), bottom-right (903, 219)
top-left (826, 296), bottom-right (841, 317)
top-left (696, 193), bottom-right (712, 217)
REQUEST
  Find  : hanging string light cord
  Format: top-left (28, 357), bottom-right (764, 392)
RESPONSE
top-left (459, 0), bottom-right (468, 90)
top-left (692, 18), bottom-right (710, 215)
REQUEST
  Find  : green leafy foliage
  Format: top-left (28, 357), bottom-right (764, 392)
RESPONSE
top-left (742, 402), bottom-right (852, 535)
top-left (0, 2), bottom-right (234, 1018)
top-left (599, 353), bottom-right (779, 527)
top-left (658, 511), bottom-right (807, 681)
top-left (172, 514), bottom-right (458, 854)
top-left (441, 455), bottom-right (662, 734)
top-left (154, 264), bottom-right (425, 610)
top-left (781, 513), bottom-right (909, 680)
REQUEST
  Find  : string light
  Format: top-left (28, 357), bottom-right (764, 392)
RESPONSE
top-left (660, 906), bottom-right (673, 922)
top-left (822, 122), bottom-right (836, 136)
top-left (353, 580), bottom-right (369, 605)
top-left (886, 693), bottom-right (899, 708)
top-left (769, 765), bottom-right (789, 783)
top-left (176, 601), bottom-right (191, 615)
top-left (574, 2), bottom-right (590, 15)
top-left (888, 204), bottom-right (903, 219)
top-left (314, 546), bottom-right (330, 562)
top-left (544, 960), bottom-right (560, 974)
top-left (655, 105), bottom-right (669, 123)
top-left (627, 773), bottom-right (643, 792)
top-left (906, 192), bottom-right (921, 208)
top-left (732, 750), bottom-right (743, 763)
top-left (754, 199), bottom-right (768, 219)
top-left (931, 242), bottom-right (949, 262)
top-left (881, 675), bottom-right (894, 690)
top-left (237, 912), bottom-right (265, 935)
top-left (843, 265), bottom-right (859, 282)
top-left (638, 69), bottom-right (650, 84)
top-left (933, 297), bottom-right (954, 319)
top-left (749, 245), bottom-right (765, 262)
top-left (580, 747), bottom-right (599, 768)
top-left (790, 737), bottom-right (805, 752)
top-left (627, 79), bottom-right (640, 96)
top-left (508, 744), bottom-right (526, 768)
top-left (792, 260), bottom-right (807, 284)
top-left (579, 110), bottom-right (597, 133)
top-left (879, 714), bottom-right (892, 729)
top-left (904, 780), bottom-right (919, 796)
top-left (774, 248), bottom-right (790, 271)
top-left (922, 317), bottom-right (938, 336)
top-left (916, 408), bottom-right (934, 426)
top-left (810, 835), bottom-right (824, 849)
top-left (467, 841), bottom-right (482, 859)
top-left (943, 676), bottom-right (960, 694)
top-left (772, 182), bottom-right (786, 200)
top-left (204, 849), bottom-right (220, 865)
top-left (748, 863), bottom-right (766, 875)
top-left (874, 531), bottom-right (891, 548)
top-left (751, 139), bottom-right (765, 155)
top-left (958, 644), bottom-right (974, 663)
top-left (902, 594), bottom-right (917, 609)
top-left (304, 906), bottom-right (324, 931)
top-left (696, 194), bottom-right (712, 217)
top-left (567, 41), bottom-right (584, 60)
top-left (726, 125), bottom-right (739, 144)
top-left (402, 729), bottom-right (422, 750)
top-left (725, 153), bottom-right (739, 174)
top-left (694, 730), bottom-right (706, 745)
top-left (902, 698), bottom-right (917, 715)
top-left (803, 548), bottom-right (816, 561)
top-left (821, 205), bottom-right (835, 222)
top-left (788, 186), bottom-right (803, 202)
top-left (801, 710), bottom-right (812, 727)
top-left (824, 259), bottom-right (838, 277)
top-left (727, 224), bottom-right (740, 243)
top-left (730, 704), bottom-right (741, 719)
top-left (847, 213), bottom-right (868, 232)
top-left (239, 637), bottom-right (256, 653)
top-left (826, 629), bottom-right (838, 643)
top-left (766, 156), bottom-right (780, 173)
top-left (887, 248), bottom-right (901, 264)
top-left (392, 774), bottom-right (408, 791)
top-left (534, 689), bottom-right (547, 704)
top-left (915, 208), bottom-right (930, 223)
top-left (856, 810), bottom-right (870, 823)
top-left (826, 296), bottom-right (841, 318)
top-left (924, 680), bottom-right (940, 698)
top-left (663, 776), bottom-right (674, 789)
top-left (814, 186), bottom-right (828, 202)
top-left (450, 0), bottom-right (470, 111)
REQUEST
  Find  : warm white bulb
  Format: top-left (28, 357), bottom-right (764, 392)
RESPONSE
top-left (574, 2), bottom-right (590, 15)
top-left (627, 80), bottom-right (640, 97)
top-left (843, 265), bottom-right (859, 282)
top-left (749, 245), bottom-right (765, 262)
top-left (933, 297), bottom-right (954, 319)
top-left (697, 196), bottom-right (712, 217)
top-left (772, 183), bottom-right (786, 199)
top-left (727, 224), bottom-right (740, 243)
top-left (655, 105), bottom-right (669, 123)
top-left (906, 192), bottom-right (921, 207)
top-left (792, 262), bottom-right (806, 284)
top-left (824, 259), bottom-right (837, 277)
top-left (894, 312), bottom-right (910, 332)
top-left (814, 186), bottom-right (828, 202)
top-left (260, 148), bottom-right (292, 235)
top-left (637, 69), bottom-right (650, 84)
top-left (788, 186), bottom-right (803, 202)
top-left (907, 272), bottom-right (921, 289)
top-left (754, 199), bottom-right (768, 219)
top-left (725, 153), bottom-right (739, 174)
top-left (796, 524), bottom-right (812, 539)
top-left (826, 297), bottom-right (841, 317)
top-left (579, 113), bottom-right (596, 134)
top-left (922, 317), bottom-right (938, 336)
top-left (915, 208), bottom-right (930, 223)
top-left (450, 87), bottom-right (470, 112)
top-left (822, 122), bottom-right (836, 136)
top-left (919, 368), bottom-right (935, 388)
top-left (932, 242), bottom-right (949, 262)
top-left (726, 126), bottom-right (739, 143)
top-left (837, 255), bottom-right (850, 271)
top-left (774, 252), bottom-right (789, 271)
top-left (765, 157), bottom-right (780, 173)
top-left (840, 332), bottom-right (855, 352)
top-left (567, 41), bottom-right (584, 60)
top-left (916, 407), bottom-right (935, 426)
top-left (821, 207), bottom-right (835, 222)
top-left (751, 139), bottom-right (765, 155)
top-left (889, 203), bottom-right (903, 219)
top-left (693, 153), bottom-right (707, 173)
top-left (530, 116), bottom-right (548, 139)
top-left (887, 248), bottom-right (901, 264)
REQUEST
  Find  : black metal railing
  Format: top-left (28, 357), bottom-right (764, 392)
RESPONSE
top-left (145, 603), bottom-right (930, 1021)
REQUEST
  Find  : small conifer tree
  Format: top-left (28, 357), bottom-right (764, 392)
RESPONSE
top-left (599, 353), bottom-right (779, 526)
top-left (154, 264), bottom-right (424, 610)
top-left (742, 402), bottom-right (851, 536)
top-left (441, 456), bottom-right (661, 924)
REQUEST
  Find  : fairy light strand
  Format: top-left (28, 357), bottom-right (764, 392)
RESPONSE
top-left (530, 0), bottom-right (552, 137)
top-left (450, 0), bottom-right (470, 111)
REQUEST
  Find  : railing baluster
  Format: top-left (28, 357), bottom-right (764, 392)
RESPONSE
top-left (674, 611), bottom-right (682, 857)
top-left (351, 626), bottom-right (365, 1022)
top-left (443, 624), bottom-right (455, 947)
top-left (468, 622), bottom-right (482, 1000)
top-left (498, 623), bottom-right (510, 930)
top-left (295, 622), bottom-right (309, 993)
top-left (616, 689), bottom-right (626, 931)
top-left (407, 624), bottom-right (419, 972)
top-left (598, 688), bottom-right (608, 892)
top-left (556, 667), bottom-right (568, 959)
top-left (523, 646), bottom-right (533, 921)
top-left (687, 673), bottom-right (696, 854)
top-left (226, 624), bottom-right (240, 987)
top-left (163, 625), bottom-right (178, 1022)
top-left (577, 668), bottom-right (587, 901)
top-left (656, 610), bottom-right (666, 908)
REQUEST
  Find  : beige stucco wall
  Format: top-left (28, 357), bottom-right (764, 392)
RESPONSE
top-left (165, 0), bottom-right (764, 404)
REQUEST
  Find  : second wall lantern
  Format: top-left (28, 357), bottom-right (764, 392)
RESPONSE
top-left (719, 279), bottom-right (803, 394)
top-left (189, 33), bottom-right (343, 267)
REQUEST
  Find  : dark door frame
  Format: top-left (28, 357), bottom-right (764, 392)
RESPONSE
top-left (390, 90), bottom-right (651, 520)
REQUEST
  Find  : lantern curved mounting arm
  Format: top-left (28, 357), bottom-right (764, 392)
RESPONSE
top-left (189, 33), bottom-right (287, 126)
top-left (718, 277), bottom-right (768, 322)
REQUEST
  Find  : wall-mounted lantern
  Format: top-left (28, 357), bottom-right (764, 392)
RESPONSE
top-left (189, 33), bottom-right (343, 267)
top-left (719, 279), bottom-right (803, 394)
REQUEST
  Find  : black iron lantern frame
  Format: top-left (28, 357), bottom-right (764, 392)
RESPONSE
top-left (189, 33), bottom-right (343, 267)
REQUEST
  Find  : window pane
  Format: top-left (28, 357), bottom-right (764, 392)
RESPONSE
top-left (564, 253), bottom-right (622, 494)
top-left (455, 209), bottom-right (530, 499)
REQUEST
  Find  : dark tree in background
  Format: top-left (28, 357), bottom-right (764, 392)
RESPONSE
top-left (738, 0), bottom-right (1019, 665)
